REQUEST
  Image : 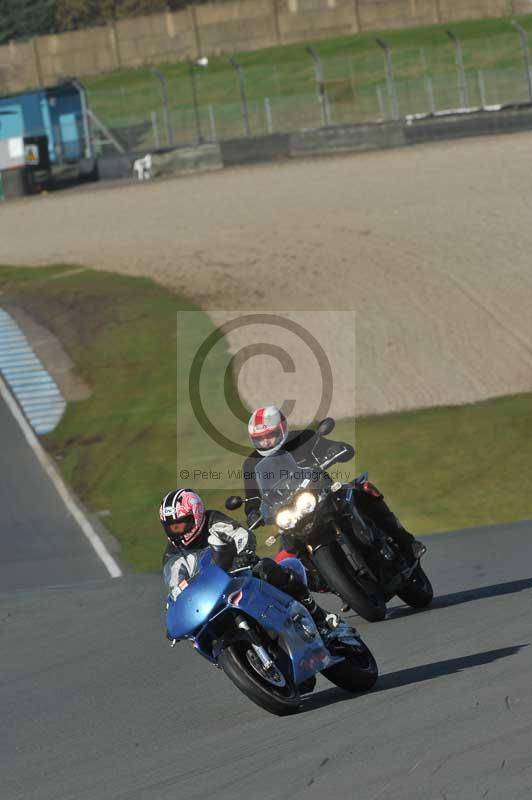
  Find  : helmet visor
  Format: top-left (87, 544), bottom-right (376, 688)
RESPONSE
top-left (164, 515), bottom-right (194, 539)
top-left (251, 429), bottom-right (283, 452)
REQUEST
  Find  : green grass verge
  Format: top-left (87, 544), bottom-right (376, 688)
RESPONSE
top-left (84, 13), bottom-right (532, 145)
top-left (1, 265), bottom-right (530, 573)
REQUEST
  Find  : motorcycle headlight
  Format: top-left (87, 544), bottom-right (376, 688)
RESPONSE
top-left (295, 492), bottom-right (316, 516)
top-left (276, 509), bottom-right (298, 530)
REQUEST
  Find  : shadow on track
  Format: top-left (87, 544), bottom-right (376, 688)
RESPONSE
top-left (387, 577), bottom-right (532, 620)
top-left (302, 644), bottom-right (527, 713)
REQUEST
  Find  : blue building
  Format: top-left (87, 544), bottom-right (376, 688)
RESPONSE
top-left (0, 80), bottom-right (93, 173)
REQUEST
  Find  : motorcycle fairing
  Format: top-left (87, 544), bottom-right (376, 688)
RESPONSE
top-left (166, 554), bottom-right (232, 639)
top-left (227, 577), bottom-right (339, 684)
top-left (166, 552), bottom-right (341, 684)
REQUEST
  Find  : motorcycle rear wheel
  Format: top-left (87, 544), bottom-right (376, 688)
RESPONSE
top-left (312, 542), bottom-right (386, 622)
top-left (321, 640), bottom-right (378, 692)
top-left (218, 641), bottom-right (301, 716)
top-left (397, 564), bottom-right (433, 609)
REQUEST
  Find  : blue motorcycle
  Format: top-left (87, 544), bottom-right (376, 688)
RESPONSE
top-left (166, 551), bottom-right (378, 715)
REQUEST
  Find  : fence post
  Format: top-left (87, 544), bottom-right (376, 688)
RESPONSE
top-left (69, 79), bottom-right (93, 159)
top-left (108, 22), bottom-right (122, 70)
top-left (188, 58), bottom-right (209, 145)
top-left (31, 38), bottom-right (43, 87)
top-left (264, 97), bottom-right (273, 133)
top-left (511, 20), bottom-right (532, 103)
top-left (376, 85), bottom-right (385, 117)
top-left (152, 68), bottom-right (173, 148)
top-left (376, 38), bottom-right (399, 120)
top-left (446, 29), bottom-right (469, 109)
top-left (151, 111), bottom-right (160, 148)
top-left (419, 48), bottom-right (436, 114)
top-left (425, 76), bottom-right (436, 114)
top-left (229, 57), bottom-right (251, 137)
top-left (208, 105), bottom-right (217, 142)
top-left (271, 0), bottom-right (281, 46)
top-left (477, 70), bottom-right (487, 107)
top-left (305, 46), bottom-right (331, 126)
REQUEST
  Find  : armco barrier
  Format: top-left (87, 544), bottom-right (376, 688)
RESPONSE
top-left (98, 104), bottom-right (532, 184)
top-left (97, 144), bottom-right (222, 181)
top-left (151, 144), bottom-right (223, 176)
top-left (405, 104), bottom-right (532, 144)
top-left (97, 154), bottom-right (136, 181)
top-left (290, 121), bottom-right (406, 158)
top-left (220, 133), bottom-right (291, 166)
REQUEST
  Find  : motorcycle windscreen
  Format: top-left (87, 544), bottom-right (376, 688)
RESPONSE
top-left (256, 451), bottom-right (316, 524)
top-left (166, 558), bottom-right (231, 639)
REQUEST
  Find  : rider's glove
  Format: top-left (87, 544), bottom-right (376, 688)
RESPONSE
top-left (252, 558), bottom-right (285, 584)
top-left (211, 540), bottom-right (237, 571)
top-left (232, 549), bottom-right (258, 570)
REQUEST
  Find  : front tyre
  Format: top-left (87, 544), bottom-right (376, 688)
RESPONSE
top-left (322, 640), bottom-right (378, 692)
top-left (312, 542), bottom-right (386, 622)
top-left (218, 641), bottom-right (301, 716)
top-left (397, 564), bottom-right (433, 609)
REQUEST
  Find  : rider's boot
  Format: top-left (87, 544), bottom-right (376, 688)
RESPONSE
top-left (411, 539), bottom-right (427, 562)
top-left (253, 558), bottom-right (354, 642)
top-left (373, 502), bottom-right (426, 566)
top-left (299, 594), bottom-right (356, 643)
top-left (354, 487), bottom-right (426, 567)
top-left (392, 524), bottom-right (426, 567)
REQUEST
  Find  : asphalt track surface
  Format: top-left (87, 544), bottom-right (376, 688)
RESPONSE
top-left (2, 398), bottom-right (532, 799)
top-left (0, 392), bottom-right (110, 591)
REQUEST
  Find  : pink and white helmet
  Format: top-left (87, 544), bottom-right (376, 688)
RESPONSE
top-left (159, 489), bottom-right (206, 546)
top-left (248, 405), bottom-right (288, 457)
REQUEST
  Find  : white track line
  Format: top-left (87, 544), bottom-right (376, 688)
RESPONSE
top-left (0, 373), bottom-right (122, 578)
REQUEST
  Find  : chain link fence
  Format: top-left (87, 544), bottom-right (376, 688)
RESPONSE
top-left (86, 28), bottom-right (532, 155)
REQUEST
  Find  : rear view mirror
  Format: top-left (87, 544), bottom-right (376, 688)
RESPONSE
top-left (316, 417), bottom-right (335, 437)
top-left (225, 495), bottom-right (243, 511)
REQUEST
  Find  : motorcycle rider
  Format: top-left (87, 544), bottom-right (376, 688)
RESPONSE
top-left (242, 405), bottom-right (426, 567)
top-left (160, 487), bottom-right (342, 638)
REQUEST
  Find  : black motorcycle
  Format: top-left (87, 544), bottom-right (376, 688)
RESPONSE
top-left (226, 418), bottom-right (433, 622)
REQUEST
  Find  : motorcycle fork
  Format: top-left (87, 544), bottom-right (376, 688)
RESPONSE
top-left (235, 615), bottom-right (273, 670)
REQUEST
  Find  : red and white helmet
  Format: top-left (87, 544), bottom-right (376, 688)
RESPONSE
top-left (248, 405), bottom-right (288, 457)
top-left (159, 489), bottom-right (206, 546)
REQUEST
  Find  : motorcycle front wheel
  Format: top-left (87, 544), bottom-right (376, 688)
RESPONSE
top-left (321, 639), bottom-right (378, 692)
top-left (397, 564), bottom-right (433, 609)
top-left (312, 542), bottom-right (386, 622)
top-left (218, 641), bottom-right (301, 716)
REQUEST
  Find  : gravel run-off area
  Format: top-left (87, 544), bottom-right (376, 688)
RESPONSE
top-left (2, 133), bottom-right (532, 421)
